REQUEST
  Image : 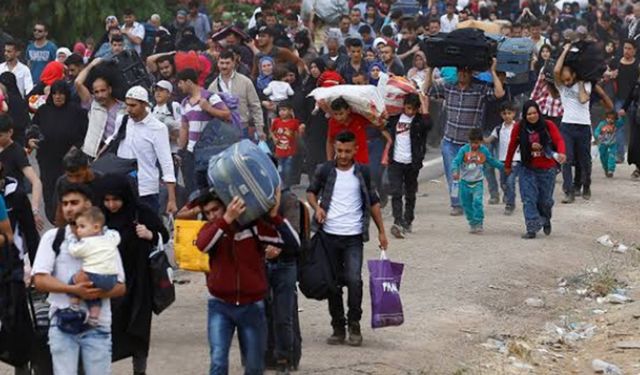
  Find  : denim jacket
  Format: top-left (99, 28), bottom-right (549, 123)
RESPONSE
top-left (306, 161), bottom-right (380, 242)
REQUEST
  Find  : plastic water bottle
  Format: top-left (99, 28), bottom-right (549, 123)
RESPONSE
top-left (450, 181), bottom-right (459, 198)
top-left (552, 152), bottom-right (561, 162)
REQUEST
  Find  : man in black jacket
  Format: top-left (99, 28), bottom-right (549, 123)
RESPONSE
top-left (306, 131), bottom-right (388, 347)
top-left (385, 93), bottom-right (430, 238)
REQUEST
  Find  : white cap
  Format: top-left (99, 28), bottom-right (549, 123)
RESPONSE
top-left (125, 86), bottom-right (150, 105)
top-left (155, 80), bottom-right (173, 94)
top-left (56, 47), bottom-right (72, 58)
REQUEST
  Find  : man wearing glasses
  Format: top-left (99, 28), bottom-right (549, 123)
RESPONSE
top-left (26, 22), bottom-right (58, 84)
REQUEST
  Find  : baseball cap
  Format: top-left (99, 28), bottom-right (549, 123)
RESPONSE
top-left (125, 86), bottom-right (150, 105)
top-left (155, 80), bottom-right (173, 94)
top-left (258, 26), bottom-right (277, 37)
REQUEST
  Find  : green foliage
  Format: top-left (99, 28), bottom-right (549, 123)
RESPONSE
top-left (0, 0), bottom-right (175, 46)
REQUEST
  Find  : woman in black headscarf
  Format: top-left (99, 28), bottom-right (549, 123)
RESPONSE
top-left (0, 72), bottom-right (30, 146)
top-left (301, 58), bottom-right (329, 177)
top-left (176, 26), bottom-right (205, 51)
top-left (96, 174), bottom-right (168, 375)
top-left (31, 80), bottom-right (88, 223)
top-left (505, 100), bottom-right (567, 239)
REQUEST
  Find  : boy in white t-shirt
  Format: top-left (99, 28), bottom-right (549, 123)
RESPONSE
top-left (485, 102), bottom-right (521, 215)
top-left (68, 207), bottom-right (120, 326)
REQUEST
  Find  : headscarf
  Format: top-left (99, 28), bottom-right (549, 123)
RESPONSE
top-left (40, 61), bottom-right (66, 86)
top-left (0, 72), bottom-right (30, 145)
top-left (45, 80), bottom-right (70, 107)
top-left (96, 174), bottom-right (138, 238)
top-left (56, 47), bottom-right (72, 61)
top-left (73, 42), bottom-right (87, 56)
top-left (368, 60), bottom-right (387, 85)
top-left (519, 100), bottom-right (551, 166)
top-left (256, 56), bottom-right (274, 91)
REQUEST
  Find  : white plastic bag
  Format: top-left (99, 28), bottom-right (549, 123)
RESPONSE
top-left (308, 85), bottom-right (385, 123)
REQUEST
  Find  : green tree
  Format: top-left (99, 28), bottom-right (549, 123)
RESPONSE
top-left (0, 0), bottom-right (175, 46)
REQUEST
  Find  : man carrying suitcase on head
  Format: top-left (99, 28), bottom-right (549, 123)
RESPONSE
top-left (195, 188), bottom-right (300, 375)
top-left (425, 57), bottom-right (505, 216)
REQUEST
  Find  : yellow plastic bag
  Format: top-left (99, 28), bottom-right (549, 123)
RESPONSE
top-left (174, 220), bottom-right (209, 272)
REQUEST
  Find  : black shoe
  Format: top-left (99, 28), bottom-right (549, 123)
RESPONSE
top-left (326, 327), bottom-right (345, 345)
top-left (606, 172), bottom-right (614, 178)
top-left (543, 222), bottom-right (551, 236)
top-left (504, 205), bottom-right (515, 215)
top-left (521, 232), bottom-right (536, 239)
top-left (561, 193), bottom-right (575, 204)
top-left (488, 195), bottom-right (500, 205)
top-left (582, 188), bottom-right (591, 200)
top-left (347, 322), bottom-right (362, 346)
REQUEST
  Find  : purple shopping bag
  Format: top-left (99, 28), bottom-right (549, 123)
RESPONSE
top-left (367, 252), bottom-right (404, 329)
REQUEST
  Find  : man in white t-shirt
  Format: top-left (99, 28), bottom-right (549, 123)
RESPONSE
top-left (0, 40), bottom-right (34, 97)
top-left (121, 9), bottom-right (145, 54)
top-left (32, 184), bottom-right (125, 375)
top-left (554, 43), bottom-right (594, 203)
top-left (440, 2), bottom-right (459, 33)
top-left (307, 131), bottom-right (388, 348)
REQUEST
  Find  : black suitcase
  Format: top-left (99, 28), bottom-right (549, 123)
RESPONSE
top-left (264, 289), bottom-right (302, 371)
top-left (564, 41), bottom-right (606, 82)
top-left (424, 28), bottom-right (494, 71)
top-left (110, 50), bottom-right (153, 93)
top-left (88, 50), bottom-right (153, 101)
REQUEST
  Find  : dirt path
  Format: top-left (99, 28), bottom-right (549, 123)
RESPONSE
top-left (2, 161), bottom-right (639, 375)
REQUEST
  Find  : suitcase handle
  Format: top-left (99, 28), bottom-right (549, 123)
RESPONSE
top-left (445, 46), bottom-right (462, 56)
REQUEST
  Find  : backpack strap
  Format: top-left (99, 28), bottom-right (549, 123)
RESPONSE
top-left (52, 226), bottom-right (66, 256)
top-left (102, 114), bottom-right (129, 155)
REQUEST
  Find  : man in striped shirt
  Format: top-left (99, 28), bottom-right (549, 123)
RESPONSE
top-left (425, 58), bottom-right (505, 216)
top-left (177, 69), bottom-right (231, 194)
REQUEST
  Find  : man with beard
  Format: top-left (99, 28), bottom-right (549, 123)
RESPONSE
top-left (250, 26), bottom-right (306, 78)
top-left (75, 57), bottom-right (126, 159)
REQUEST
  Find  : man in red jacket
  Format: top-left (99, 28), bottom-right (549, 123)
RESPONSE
top-left (195, 188), bottom-right (300, 375)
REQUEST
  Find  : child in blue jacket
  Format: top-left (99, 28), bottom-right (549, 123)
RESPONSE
top-left (452, 128), bottom-right (504, 233)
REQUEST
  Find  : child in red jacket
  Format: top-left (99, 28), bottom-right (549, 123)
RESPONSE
top-left (195, 188), bottom-right (300, 374)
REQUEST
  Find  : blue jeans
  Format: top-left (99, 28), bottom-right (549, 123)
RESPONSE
top-left (484, 142), bottom-right (499, 198)
top-left (519, 167), bottom-right (556, 234)
top-left (367, 137), bottom-right (386, 199)
top-left (499, 163), bottom-right (520, 207)
top-left (48, 325), bottom-right (112, 375)
top-left (207, 299), bottom-right (267, 375)
top-left (321, 232), bottom-right (364, 328)
top-left (73, 273), bottom-right (118, 310)
top-left (266, 260), bottom-right (297, 362)
top-left (441, 139), bottom-right (464, 208)
top-left (615, 99), bottom-right (626, 159)
top-left (560, 123), bottom-right (592, 193)
top-left (277, 156), bottom-right (295, 188)
top-left (460, 180), bottom-right (484, 226)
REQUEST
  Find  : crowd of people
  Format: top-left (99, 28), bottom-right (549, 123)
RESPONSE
top-left (0, 0), bottom-right (639, 374)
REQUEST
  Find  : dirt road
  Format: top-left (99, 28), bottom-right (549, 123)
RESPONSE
top-left (3, 159), bottom-right (639, 375)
